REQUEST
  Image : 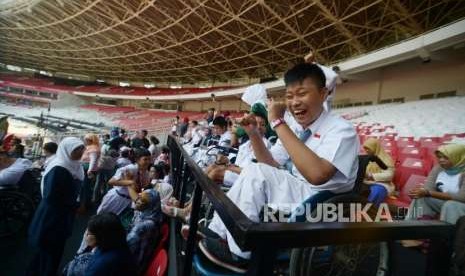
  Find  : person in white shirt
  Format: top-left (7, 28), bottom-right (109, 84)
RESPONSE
top-left (148, 135), bottom-right (160, 161)
top-left (212, 116), bottom-right (231, 147)
top-left (208, 115), bottom-right (272, 187)
top-left (116, 147), bottom-right (133, 168)
top-left (199, 63), bottom-right (359, 272)
top-left (0, 147), bottom-right (33, 186)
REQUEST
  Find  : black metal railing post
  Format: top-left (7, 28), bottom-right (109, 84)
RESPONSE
top-left (182, 180), bottom-right (203, 276)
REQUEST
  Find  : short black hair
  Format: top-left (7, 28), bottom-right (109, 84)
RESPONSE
top-left (141, 129), bottom-right (148, 135)
top-left (284, 63), bottom-right (326, 89)
top-left (120, 148), bottom-right (131, 158)
top-left (133, 148), bottom-right (151, 160)
top-left (161, 146), bottom-right (169, 154)
top-left (43, 142), bottom-right (58, 154)
top-left (87, 212), bottom-right (127, 251)
top-left (191, 120), bottom-right (198, 126)
top-left (151, 164), bottom-right (166, 179)
top-left (150, 136), bottom-right (159, 145)
top-left (212, 116), bottom-right (227, 128)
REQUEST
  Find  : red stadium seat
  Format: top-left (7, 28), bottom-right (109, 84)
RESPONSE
top-left (394, 158), bottom-right (428, 188)
top-left (397, 147), bottom-right (422, 164)
top-left (144, 248), bottom-right (168, 276)
top-left (387, 174), bottom-right (427, 208)
top-left (396, 140), bottom-right (420, 149)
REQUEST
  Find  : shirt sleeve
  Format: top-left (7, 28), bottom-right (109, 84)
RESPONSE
top-left (112, 167), bottom-right (127, 181)
top-left (0, 162), bottom-right (26, 186)
top-left (315, 124), bottom-right (359, 179)
top-left (88, 152), bottom-right (99, 172)
top-left (270, 138), bottom-right (290, 166)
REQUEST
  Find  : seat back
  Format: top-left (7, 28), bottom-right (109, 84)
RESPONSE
top-left (144, 248), bottom-right (168, 276)
top-left (17, 169), bottom-right (41, 198)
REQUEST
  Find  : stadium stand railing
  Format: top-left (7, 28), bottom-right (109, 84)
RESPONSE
top-left (166, 135), bottom-right (455, 276)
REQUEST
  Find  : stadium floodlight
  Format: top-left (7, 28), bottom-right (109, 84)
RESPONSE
top-left (6, 65), bottom-right (22, 72)
top-left (170, 84), bottom-right (182, 89)
top-left (119, 81), bottom-right (130, 87)
top-left (96, 79), bottom-right (105, 83)
top-left (144, 83), bottom-right (155, 88)
top-left (39, 70), bottom-right (53, 77)
top-left (23, 68), bottom-right (37, 72)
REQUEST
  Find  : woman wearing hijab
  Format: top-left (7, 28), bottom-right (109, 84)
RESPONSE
top-left (405, 143), bottom-right (465, 223)
top-left (126, 186), bottom-right (162, 274)
top-left (362, 138), bottom-right (395, 206)
top-left (27, 137), bottom-right (85, 276)
top-left (402, 143), bottom-right (465, 248)
top-left (80, 134), bottom-right (101, 211)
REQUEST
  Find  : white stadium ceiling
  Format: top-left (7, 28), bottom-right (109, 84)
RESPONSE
top-left (0, 0), bottom-right (464, 85)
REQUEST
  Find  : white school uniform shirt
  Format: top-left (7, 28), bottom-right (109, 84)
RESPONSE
top-left (218, 131), bottom-right (232, 147)
top-left (435, 171), bottom-right (461, 194)
top-left (111, 164), bottom-right (150, 195)
top-left (235, 138), bottom-right (271, 167)
top-left (0, 158), bottom-right (32, 186)
top-left (271, 110), bottom-right (359, 193)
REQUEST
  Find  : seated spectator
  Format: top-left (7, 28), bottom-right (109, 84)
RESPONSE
top-left (126, 187), bottom-right (162, 274)
top-left (96, 148), bottom-right (152, 225)
top-left (207, 115), bottom-right (272, 187)
top-left (116, 147), bottom-right (132, 168)
top-left (131, 130), bottom-right (150, 149)
top-left (197, 63), bottom-right (359, 272)
top-left (64, 213), bottom-right (137, 276)
top-left (154, 146), bottom-right (169, 165)
top-left (9, 136), bottom-right (25, 158)
top-left (212, 116), bottom-right (231, 147)
top-left (150, 164), bottom-right (173, 204)
top-left (109, 128), bottom-right (127, 151)
top-left (405, 143), bottom-right (465, 224)
top-left (0, 146), bottom-right (32, 186)
top-left (148, 135), bottom-right (160, 161)
top-left (362, 138), bottom-right (395, 206)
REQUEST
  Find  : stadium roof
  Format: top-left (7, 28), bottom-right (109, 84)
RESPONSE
top-left (0, 0), bottom-right (464, 86)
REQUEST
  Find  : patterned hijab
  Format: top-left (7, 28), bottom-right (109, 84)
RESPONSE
top-left (132, 189), bottom-right (162, 225)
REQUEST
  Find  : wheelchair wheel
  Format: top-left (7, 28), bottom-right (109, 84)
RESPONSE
top-left (0, 191), bottom-right (35, 238)
top-left (289, 194), bottom-right (390, 276)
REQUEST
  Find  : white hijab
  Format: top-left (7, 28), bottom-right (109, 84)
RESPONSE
top-left (41, 137), bottom-right (85, 195)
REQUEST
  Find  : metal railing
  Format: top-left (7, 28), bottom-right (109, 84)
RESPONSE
top-left (167, 135), bottom-right (454, 276)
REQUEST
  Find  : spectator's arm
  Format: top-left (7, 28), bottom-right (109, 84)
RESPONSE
top-left (372, 168), bottom-right (394, 182)
top-left (88, 152), bottom-right (99, 173)
top-left (274, 123), bottom-right (336, 185)
top-left (248, 129), bottom-right (280, 167)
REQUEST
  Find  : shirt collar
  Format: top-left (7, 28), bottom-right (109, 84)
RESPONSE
top-left (294, 109), bottom-right (329, 135)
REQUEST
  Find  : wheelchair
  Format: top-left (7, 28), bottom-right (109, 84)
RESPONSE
top-left (192, 155), bottom-right (390, 276)
top-left (0, 168), bottom-right (41, 238)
